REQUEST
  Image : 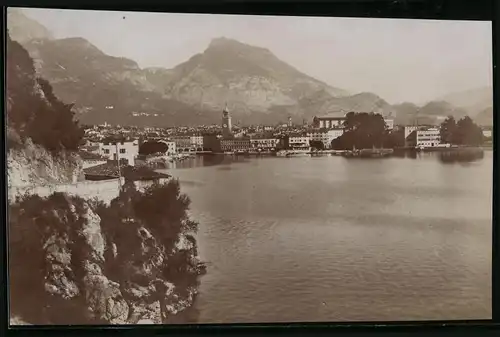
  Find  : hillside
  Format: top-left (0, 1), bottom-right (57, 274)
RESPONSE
top-left (438, 86), bottom-right (493, 115)
top-left (6, 28), bottom-right (204, 325)
top-left (475, 106), bottom-right (494, 127)
top-left (7, 8), bottom-right (54, 43)
top-left (9, 10), bottom-right (398, 126)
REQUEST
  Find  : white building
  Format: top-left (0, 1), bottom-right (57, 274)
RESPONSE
top-left (250, 138), bottom-right (280, 150)
top-left (190, 135), bottom-right (204, 149)
top-left (307, 131), bottom-right (330, 147)
top-left (406, 128), bottom-right (441, 148)
top-left (313, 115), bottom-right (345, 129)
top-left (158, 140), bottom-right (177, 156)
top-left (99, 140), bottom-right (139, 166)
top-left (483, 129), bottom-right (492, 138)
top-left (327, 129), bottom-right (344, 144)
top-left (384, 118), bottom-right (394, 130)
top-left (306, 129), bottom-right (344, 149)
top-left (287, 135), bottom-right (310, 150)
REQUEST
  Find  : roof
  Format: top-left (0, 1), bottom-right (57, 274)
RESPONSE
top-left (314, 113), bottom-right (346, 119)
top-left (79, 150), bottom-right (107, 161)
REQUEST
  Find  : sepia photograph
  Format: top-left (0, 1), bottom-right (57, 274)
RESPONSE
top-left (6, 7), bottom-right (493, 325)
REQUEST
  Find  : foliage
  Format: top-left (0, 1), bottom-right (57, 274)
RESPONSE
top-left (309, 140), bottom-right (325, 150)
top-left (8, 193), bottom-right (105, 324)
top-left (139, 141), bottom-right (169, 156)
top-left (383, 127), bottom-right (405, 148)
top-left (95, 180), bottom-right (201, 322)
top-left (439, 116), bottom-right (483, 146)
top-left (331, 112), bottom-right (389, 150)
top-left (6, 31), bottom-right (84, 153)
top-left (440, 116), bottom-right (457, 144)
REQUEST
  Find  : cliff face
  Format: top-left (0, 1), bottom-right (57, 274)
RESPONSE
top-left (8, 138), bottom-right (84, 189)
top-left (9, 181), bottom-right (203, 325)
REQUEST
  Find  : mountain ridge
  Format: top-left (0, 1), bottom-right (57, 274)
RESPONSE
top-left (8, 9), bottom-right (491, 127)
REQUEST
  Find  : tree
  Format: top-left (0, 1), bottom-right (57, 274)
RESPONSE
top-left (440, 116), bottom-right (457, 144)
top-left (6, 31), bottom-right (84, 153)
top-left (139, 141), bottom-right (169, 156)
top-left (96, 180), bottom-right (201, 323)
top-left (454, 116), bottom-right (484, 146)
top-left (309, 140), bottom-right (325, 150)
top-left (383, 127), bottom-right (405, 148)
top-left (330, 112), bottom-right (388, 150)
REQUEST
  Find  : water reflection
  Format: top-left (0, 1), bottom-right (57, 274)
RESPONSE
top-left (160, 151), bottom-right (492, 323)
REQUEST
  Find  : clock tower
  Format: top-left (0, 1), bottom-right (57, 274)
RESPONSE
top-left (222, 103), bottom-right (232, 138)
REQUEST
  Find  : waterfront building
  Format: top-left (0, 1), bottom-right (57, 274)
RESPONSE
top-left (221, 138), bottom-right (251, 152)
top-left (172, 136), bottom-right (193, 152)
top-left (190, 135), bottom-right (204, 151)
top-left (250, 138), bottom-right (280, 151)
top-left (404, 126), bottom-right (420, 147)
top-left (482, 128), bottom-right (492, 138)
top-left (307, 130), bottom-right (330, 148)
top-left (99, 139), bottom-right (139, 166)
top-left (406, 127), bottom-right (441, 148)
top-left (327, 129), bottom-right (344, 144)
top-left (284, 134), bottom-right (311, 150)
top-left (158, 140), bottom-right (177, 156)
top-left (306, 129), bottom-right (344, 149)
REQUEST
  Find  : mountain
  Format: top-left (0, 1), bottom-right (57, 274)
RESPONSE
top-left (475, 106), bottom-right (494, 126)
top-left (438, 86), bottom-right (493, 115)
top-left (8, 11), bottom-right (396, 126)
top-left (21, 37), bottom-right (213, 127)
top-left (392, 100), bottom-right (470, 126)
top-left (7, 8), bottom-right (54, 43)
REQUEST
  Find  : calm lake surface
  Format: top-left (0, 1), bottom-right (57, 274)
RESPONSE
top-left (159, 152), bottom-right (492, 323)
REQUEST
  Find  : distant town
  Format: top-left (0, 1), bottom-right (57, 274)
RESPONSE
top-left (79, 105), bottom-right (493, 173)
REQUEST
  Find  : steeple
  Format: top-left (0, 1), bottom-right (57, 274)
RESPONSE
top-left (222, 102), bottom-right (232, 137)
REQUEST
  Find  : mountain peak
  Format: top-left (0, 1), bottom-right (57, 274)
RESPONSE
top-left (7, 8), bottom-right (54, 43)
top-left (206, 37), bottom-right (271, 54)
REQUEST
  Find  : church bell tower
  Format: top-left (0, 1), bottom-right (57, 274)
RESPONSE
top-left (222, 103), bottom-right (232, 138)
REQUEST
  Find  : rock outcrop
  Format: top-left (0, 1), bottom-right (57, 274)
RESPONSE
top-left (9, 181), bottom-right (203, 325)
top-left (8, 138), bottom-right (84, 189)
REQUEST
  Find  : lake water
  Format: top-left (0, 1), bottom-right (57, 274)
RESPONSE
top-left (159, 152), bottom-right (493, 323)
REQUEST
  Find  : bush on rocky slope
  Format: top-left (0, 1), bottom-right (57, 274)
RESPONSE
top-left (6, 30), bottom-right (84, 154)
top-left (9, 180), bottom-right (203, 325)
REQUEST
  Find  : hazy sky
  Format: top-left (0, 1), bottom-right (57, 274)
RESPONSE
top-left (20, 8), bottom-right (493, 104)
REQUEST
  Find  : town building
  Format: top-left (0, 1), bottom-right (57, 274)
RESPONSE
top-left (172, 136), bottom-right (193, 152)
top-left (221, 138), bottom-right (251, 152)
top-left (158, 140), bottom-right (177, 156)
top-left (307, 129), bottom-right (344, 149)
top-left (327, 129), bottom-right (344, 144)
top-left (190, 135), bottom-right (204, 150)
top-left (307, 130), bottom-right (330, 148)
top-left (384, 118), bottom-right (395, 130)
top-left (283, 135), bottom-right (310, 150)
top-left (404, 126), bottom-right (420, 147)
top-left (313, 115), bottom-right (345, 129)
top-left (482, 128), bottom-right (492, 138)
top-left (99, 139), bottom-right (139, 166)
top-left (405, 128), bottom-right (441, 148)
top-left (250, 138), bottom-right (280, 151)
top-left (222, 104), bottom-right (232, 138)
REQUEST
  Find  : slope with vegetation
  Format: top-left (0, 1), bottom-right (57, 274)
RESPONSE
top-left (7, 29), bottom-right (204, 325)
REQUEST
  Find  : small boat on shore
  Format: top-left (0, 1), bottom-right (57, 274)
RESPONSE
top-left (342, 148), bottom-right (393, 159)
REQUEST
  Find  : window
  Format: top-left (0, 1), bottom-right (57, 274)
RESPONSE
top-left (120, 149), bottom-right (126, 154)
top-left (104, 149), bottom-right (110, 154)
